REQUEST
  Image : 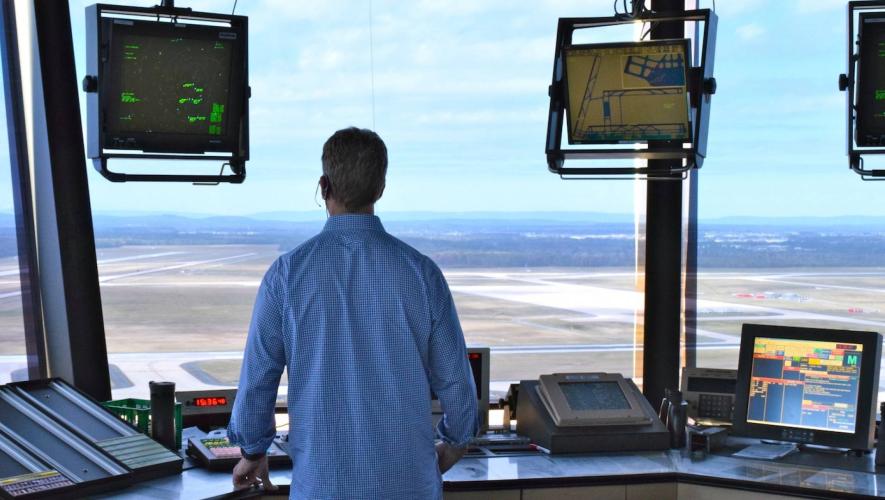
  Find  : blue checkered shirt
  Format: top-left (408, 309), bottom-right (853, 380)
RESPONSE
top-left (228, 214), bottom-right (478, 500)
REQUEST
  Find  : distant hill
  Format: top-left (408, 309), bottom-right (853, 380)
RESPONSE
top-left (249, 210), bottom-right (638, 224)
top-left (5, 211), bottom-right (885, 267)
top-left (702, 215), bottom-right (885, 228)
top-left (6, 210), bottom-right (885, 228)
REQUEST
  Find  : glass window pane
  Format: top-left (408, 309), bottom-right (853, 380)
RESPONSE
top-left (70, 2), bottom-right (645, 402)
top-left (0, 53), bottom-right (26, 384)
top-left (696, 3), bottom-right (885, 407)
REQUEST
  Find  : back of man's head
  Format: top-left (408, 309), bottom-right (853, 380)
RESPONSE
top-left (321, 127), bottom-right (388, 213)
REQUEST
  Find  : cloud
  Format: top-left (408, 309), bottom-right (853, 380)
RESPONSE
top-left (709, 0), bottom-right (766, 16)
top-left (793, 0), bottom-right (846, 13)
top-left (736, 23), bottom-right (765, 41)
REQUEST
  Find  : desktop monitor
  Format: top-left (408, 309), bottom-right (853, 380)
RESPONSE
top-left (536, 372), bottom-right (653, 427)
top-left (562, 39), bottom-right (691, 144)
top-left (94, 16), bottom-right (248, 155)
top-left (431, 347), bottom-right (490, 433)
top-left (732, 324), bottom-right (882, 451)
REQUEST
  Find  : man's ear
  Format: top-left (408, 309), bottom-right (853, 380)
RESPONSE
top-left (376, 183), bottom-right (386, 201)
top-left (320, 175), bottom-right (330, 200)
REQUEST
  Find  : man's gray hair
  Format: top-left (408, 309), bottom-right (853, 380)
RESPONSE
top-left (321, 127), bottom-right (388, 212)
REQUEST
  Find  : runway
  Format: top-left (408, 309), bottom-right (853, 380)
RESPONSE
top-left (4, 248), bottom-right (885, 404)
top-left (0, 339), bottom-right (742, 399)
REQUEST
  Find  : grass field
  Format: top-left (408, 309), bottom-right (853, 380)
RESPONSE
top-left (4, 246), bottom-right (885, 400)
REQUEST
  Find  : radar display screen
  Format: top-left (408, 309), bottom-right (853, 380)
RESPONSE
top-left (563, 40), bottom-right (690, 144)
top-left (747, 338), bottom-right (862, 434)
top-left (857, 14), bottom-right (885, 146)
top-left (100, 19), bottom-right (246, 153)
top-left (560, 381), bottom-right (630, 411)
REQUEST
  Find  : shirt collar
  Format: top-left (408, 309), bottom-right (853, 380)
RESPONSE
top-left (322, 214), bottom-right (386, 233)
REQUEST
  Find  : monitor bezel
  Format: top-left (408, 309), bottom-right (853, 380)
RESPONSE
top-left (681, 367), bottom-right (737, 396)
top-left (431, 347), bottom-right (490, 433)
top-left (855, 12), bottom-right (885, 146)
top-left (537, 372), bottom-right (651, 427)
top-left (97, 17), bottom-right (247, 155)
top-left (561, 38), bottom-right (692, 146)
top-left (732, 323), bottom-right (882, 451)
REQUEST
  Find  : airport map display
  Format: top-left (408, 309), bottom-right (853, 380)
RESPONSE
top-left (564, 41), bottom-right (690, 143)
top-left (747, 338), bottom-right (862, 433)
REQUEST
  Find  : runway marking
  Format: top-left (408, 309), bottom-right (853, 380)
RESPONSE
top-left (0, 251), bottom-right (187, 277)
top-left (100, 253), bottom-right (258, 283)
top-left (742, 276), bottom-right (885, 293)
top-left (453, 276), bottom-right (885, 331)
top-left (489, 342), bottom-right (740, 354)
top-left (0, 342), bottom-right (753, 364)
top-left (101, 281), bottom-right (261, 287)
top-left (97, 251), bottom-right (187, 265)
top-left (0, 252), bottom-right (258, 301)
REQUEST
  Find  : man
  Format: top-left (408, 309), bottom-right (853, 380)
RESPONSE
top-left (228, 127), bottom-right (479, 499)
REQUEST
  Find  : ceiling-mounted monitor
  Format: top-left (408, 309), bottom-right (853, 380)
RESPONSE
top-left (85, 3), bottom-right (249, 183)
top-left (102, 19), bottom-right (245, 154)
top-left (855, 13), bottom-right (885, 147)
top-left (838, 2), bottom-right (885, 179)
top-left (545, 10), bottom-right (717, 178)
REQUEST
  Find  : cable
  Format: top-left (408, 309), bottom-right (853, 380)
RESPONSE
top-left (192, 162), bottom-right (229, 186)
top-left (231, 0), bottom-right (238, 15)
top-left (368, 0), bottom-right (377, 130)
top-left (641, 21), bottom-right (660, 41)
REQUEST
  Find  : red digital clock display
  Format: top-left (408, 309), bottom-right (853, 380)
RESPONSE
top-left (193, 397), bottom-right (228, 407)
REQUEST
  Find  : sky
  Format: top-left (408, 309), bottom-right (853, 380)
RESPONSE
top-left (1, 0), bottom-right (882, 218)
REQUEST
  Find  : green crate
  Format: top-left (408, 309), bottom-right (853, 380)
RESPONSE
top-left (102, 398), bottom-right (183, 449)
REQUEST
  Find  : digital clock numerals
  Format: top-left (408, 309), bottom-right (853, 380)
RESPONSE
top-left (193, 397), bottom-right (228, 407)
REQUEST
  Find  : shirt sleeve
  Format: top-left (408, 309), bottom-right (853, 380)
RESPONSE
top-left (426, 262), bottom-right (479, 447)
top-left (227, 260), bottom-right (287, 455)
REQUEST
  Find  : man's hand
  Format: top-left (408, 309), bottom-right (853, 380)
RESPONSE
top-left (435, 441), bottom-right (466, 474)
top-left (232, 455), bottom-right (277, 491)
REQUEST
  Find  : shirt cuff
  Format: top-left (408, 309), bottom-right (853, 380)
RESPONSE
top-left (435, 419), bottom-right (473, 448)
top-left (240, 448), bottom-right (267, 461)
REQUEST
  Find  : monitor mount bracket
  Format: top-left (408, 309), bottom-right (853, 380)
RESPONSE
top-left (83, 2), bottom-right (249, 184)
top-left (545, 9), bottom-right (717, 180)
top-left (841, 1), bottom-right (885, 180)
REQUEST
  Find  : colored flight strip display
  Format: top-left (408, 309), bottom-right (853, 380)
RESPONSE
top-left (747, 338), bottom-right (862, 433)
top-left (0, 471), bottom-right (74, 497)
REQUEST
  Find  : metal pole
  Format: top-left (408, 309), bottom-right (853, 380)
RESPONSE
top-left (32, 0), bottom-right (111, 400)
top-left (642, 0), bottom-right (685, 408)
top-left (0, 0), bottom-right (46, 380)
